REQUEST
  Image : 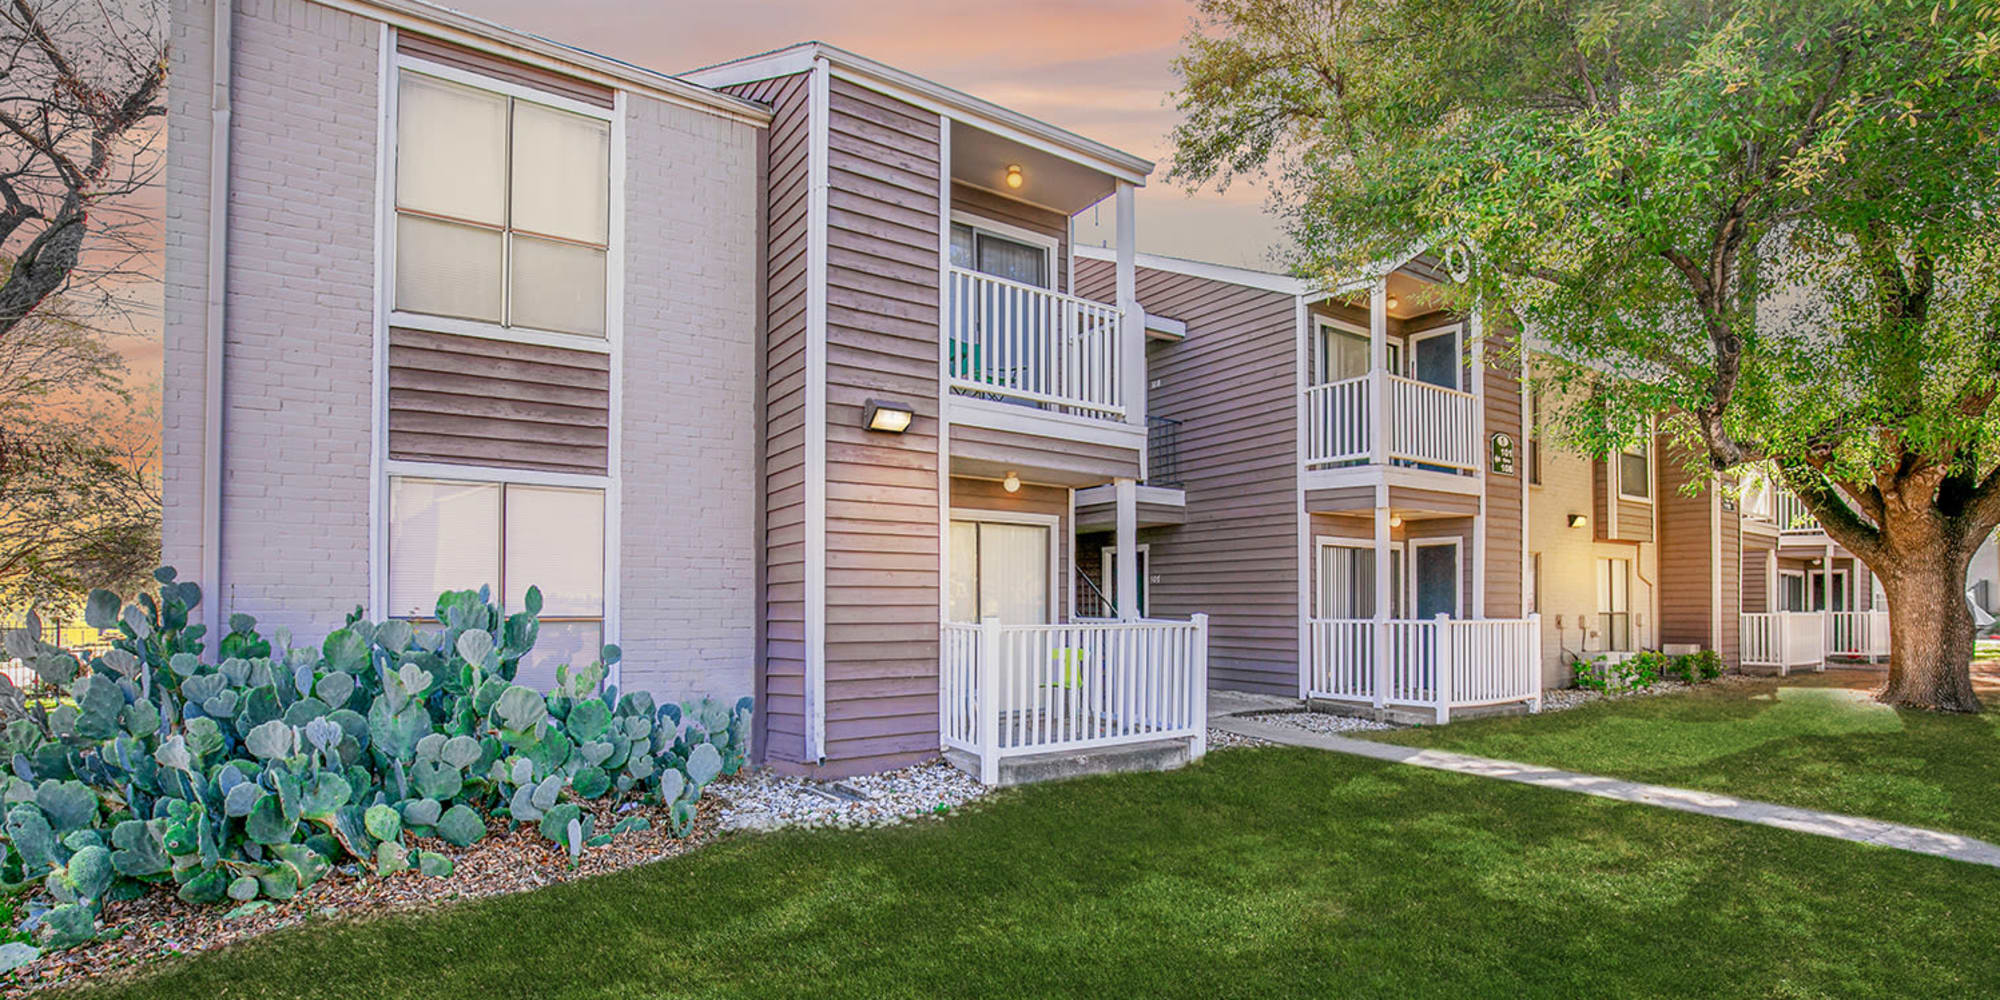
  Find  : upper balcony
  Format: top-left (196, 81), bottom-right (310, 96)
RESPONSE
top-left (946, 265), bottom-right (1126, 419)
top-left (1299, 252), bottom-right (1486, 493)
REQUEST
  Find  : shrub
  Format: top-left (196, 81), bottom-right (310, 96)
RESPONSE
top-left (1571, 651), bottom-right (1667, 692)
top-left (1668, 649), bottom-right (1724, 684)
top-left (0, 567), bottom-right (750, 952)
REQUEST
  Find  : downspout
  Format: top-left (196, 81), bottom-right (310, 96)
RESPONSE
top-left (201, 0), bottom-right (233, 642)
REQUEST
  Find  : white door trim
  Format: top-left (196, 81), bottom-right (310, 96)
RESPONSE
top-left (1408, 536), bottom-right (1463, 618)
top-left (949, 508), bottom-right (1062, 623)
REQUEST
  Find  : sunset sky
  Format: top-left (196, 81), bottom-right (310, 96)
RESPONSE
top-left (438, 0), bottom-right (1288, 264)
top-left (113, 0), bottom-right (1288, 391)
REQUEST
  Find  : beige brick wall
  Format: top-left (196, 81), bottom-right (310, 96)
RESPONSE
top-left (1528, 443), bottom-right (1659, 687)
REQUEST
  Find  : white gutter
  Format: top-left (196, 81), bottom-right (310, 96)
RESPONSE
top-left (201, 0), bottom-right (232, 641)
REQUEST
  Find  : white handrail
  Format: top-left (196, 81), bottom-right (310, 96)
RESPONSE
top-left (1303, 376), bottom-right (1373, 465)
top-left (945, 266), bottom-right (1125, 418)
top-left (941, 615), bottom-right (1209, 785)
top-left (1740, 611), bottom-right (1828, 674)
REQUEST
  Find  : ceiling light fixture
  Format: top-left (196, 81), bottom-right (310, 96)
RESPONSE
top-left (1005, 164), bottom-right (1024, 189)
top-left (1003, 472), bottom-right (1021, 493)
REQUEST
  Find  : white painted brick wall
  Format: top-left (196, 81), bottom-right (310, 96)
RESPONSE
top-left (617, 95), bottom-right (762, 708)
top-left (165, 3), bottom-right (762, 705)
top-left (165, 0), bottom-right (379, 645)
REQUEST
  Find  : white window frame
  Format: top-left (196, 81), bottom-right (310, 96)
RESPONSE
top-left (1407, 537), bottom-right (1463, 619)
top-left (948, 508), bottom-right (1061, 623)
top-left (1101, 543), bottom-right (1152, 618)
top-left (1311, 315), bottom-right (1370, 386)
top-left (383, 469), bottom-right (612, 682)
top-left (387, 54), bottom-right (621, 354)
top-left (949, 210), bottom-right (1058, 289)
top-left (370, 41), bottom-right (626, 686)
top-left (1615, 420), bottom-right (1654, 503)
top-left (1779, 569), bottom-right (1808, 612)
top-left (1406, 323), bottom-right (1466, 391)
top-left (1596, 556), bottom-right (1634, 651)
top-left (1313, 536), bottom-right (1377, 619)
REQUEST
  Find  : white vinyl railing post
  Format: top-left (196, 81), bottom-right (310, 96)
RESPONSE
top-left (1776, 611), bottom-right (1791, 676)
top-left (1433, 613), bottom-right (1454, 725)
top-left (977, 616), bottom-right (1002, 786)
top-left (1527, 613), bottom-right (1543, 712)
top-left (1371, 620), bottom-right (1388, 712)
top-left (1190, 613), bottom-right (1209, 759)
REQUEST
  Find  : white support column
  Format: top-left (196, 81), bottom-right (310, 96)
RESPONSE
top-left (1190, 613), bottom-right (1210, 758)
top-left (1115, 477), bottom-right (1139, 620)
top-left (1470, 310), bottom-right (1486, 619)
top-left (1434, 612), bottom-right (1453, 725)
top-left (1114, 182), bottom-right (1145, 431)
top-left (1368, 280), bottom-right (1389, 467)
top-left (1822, 541), bottom-right (1836, 668)
top-left (1372, 501), bottom-right (1392, 711)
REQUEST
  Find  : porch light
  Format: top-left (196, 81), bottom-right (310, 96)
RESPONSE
top-left (1568, 513), bottom-right (1588, 529)
top-left (1003, 472), bottom-right (1021, 493)
top-left (862, 399), bottom-right (914, 433)
top-left (1389, 515), bottom-right (1403, 528)
top-left (1005, 164), bottom-right (1024, 189)
top-left (1385, 295), bottom-right (1400, 311)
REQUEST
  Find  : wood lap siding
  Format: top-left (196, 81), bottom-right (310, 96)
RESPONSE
top-left (1482, 329), bottom-right (1525, 618)
top-left (721, 73), bottom-right (811, 765)
top-left (385, 328), bottom-right (608, 474)
top-left (1083, 258), bottom-right (1300, 696)
top-left (1656, 437), bottom-right (1715, 647)
top-left (820, 77), bottom-right (943, 773)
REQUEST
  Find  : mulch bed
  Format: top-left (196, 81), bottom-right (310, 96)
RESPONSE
top-left (4, 786), bottom-right (736, 996)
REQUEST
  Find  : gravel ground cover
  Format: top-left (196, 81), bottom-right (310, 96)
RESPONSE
top-left (1205, 727), bottom-right (1275, 750)
top-left (713, 759), bottom-right (986, 831)
top-left (1239, 711), bottom-right (1396, 736)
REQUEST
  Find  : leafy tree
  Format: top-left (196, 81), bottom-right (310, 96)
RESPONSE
top-left (0, 0), bottom-right (166, 621)
top-left (1170, 0), bottom-right (2000, 710)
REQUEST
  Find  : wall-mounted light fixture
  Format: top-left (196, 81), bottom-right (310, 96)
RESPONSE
top-left (1388, 514), bottom-right (1403, 528)
top-left (1568, 513), bottom-right (1588, 529)
top-left (862, 398), bottom-right (914, 434)
top-left (1002, 472), bottom-right (1021, 493)
top-left (1385, 295), bottom-right (1400, 311)
top-left (1004, 164), bottom-right (1024, 189)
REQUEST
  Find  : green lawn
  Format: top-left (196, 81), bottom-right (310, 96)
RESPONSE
top-left (64, 747), bottom-right (2000, 1000)
top-left (1368, 672), bottom-right (2000, 843)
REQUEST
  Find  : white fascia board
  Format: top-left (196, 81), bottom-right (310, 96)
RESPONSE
top-left (685, 42), bottom-right (1153, 185)
top-left (1075, 244), bottom-right (1310, 296)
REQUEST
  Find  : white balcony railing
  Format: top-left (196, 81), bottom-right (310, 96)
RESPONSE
top-left (1765, 491), bottom-right (1821, 533)
top-left (1303, 372), bottom-right (1481, 471)
top-left (945, 266), bottom-right (1125, 418)
top-left (941, 615), bottom-right (1208, 785)
top-left (1742, 609), bottom-right (1888, 673)
top-left (1307, 615), bottom-right (1542, 723)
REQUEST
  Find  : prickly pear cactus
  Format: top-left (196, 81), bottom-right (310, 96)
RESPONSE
top-left (0, 568), bottom-right (754, 943)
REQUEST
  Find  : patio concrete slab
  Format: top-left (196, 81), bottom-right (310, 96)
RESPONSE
top-left (1210, 714), bottom-right (2000, 869)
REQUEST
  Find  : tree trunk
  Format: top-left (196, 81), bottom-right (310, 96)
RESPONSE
top-left (1877, 546), bottom-right (1983, 712)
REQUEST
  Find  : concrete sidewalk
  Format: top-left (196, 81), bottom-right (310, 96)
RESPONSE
top-left (1209, 710), bottom-right (2000, 869)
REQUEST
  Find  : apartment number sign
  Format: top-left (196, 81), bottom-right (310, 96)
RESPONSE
top-left (1490, 432), bottom-right (1517, 475)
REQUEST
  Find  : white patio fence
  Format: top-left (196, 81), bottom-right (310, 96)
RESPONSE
top-left (941, 615), bottom-right (1209, 785)
top-left (1306, 614), bottom-right (1541, 723)
top-left (1742, 609), bottom-right (1890, 673)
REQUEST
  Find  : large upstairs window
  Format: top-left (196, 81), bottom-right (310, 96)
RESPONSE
top-left (951, 220), bottom-right (1050, 288)
top-left (394, 70), bottom-right (611, 337)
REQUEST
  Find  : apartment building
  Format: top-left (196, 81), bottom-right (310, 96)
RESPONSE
top-left (168, 0), bottom-right (1206, 785)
